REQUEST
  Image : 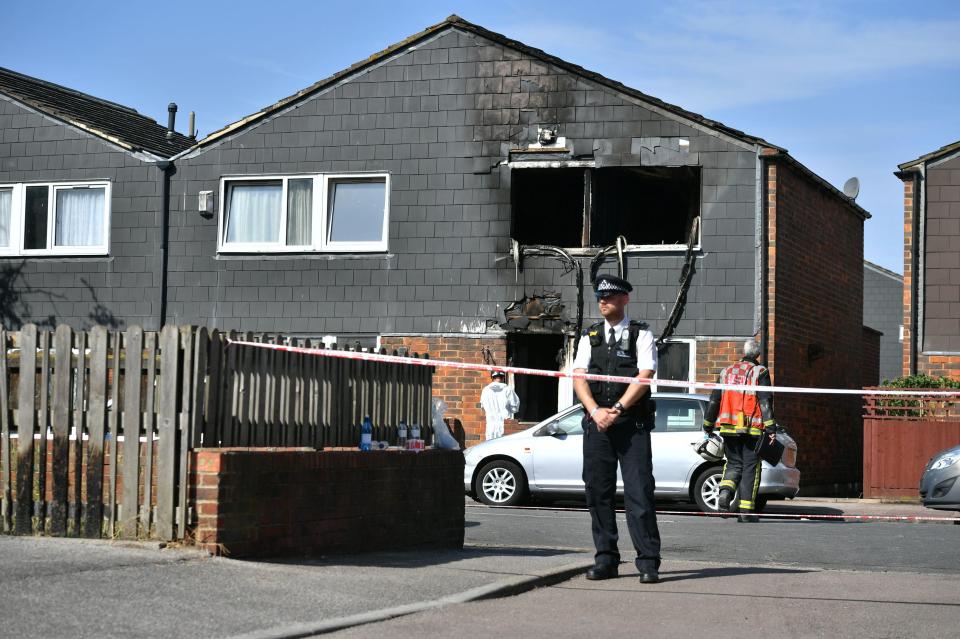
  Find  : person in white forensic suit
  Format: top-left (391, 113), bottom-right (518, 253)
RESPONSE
top-left (480, 370), bottom-right (520, 440)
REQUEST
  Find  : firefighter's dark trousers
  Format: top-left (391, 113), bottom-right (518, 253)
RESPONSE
top-left (582, 416), bottom-right (661, 572)
top-left (720, 434), bottom-right (762, 511)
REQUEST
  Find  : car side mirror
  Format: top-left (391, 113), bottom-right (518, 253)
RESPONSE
top-left (543, 422), bottom-right (561, 437)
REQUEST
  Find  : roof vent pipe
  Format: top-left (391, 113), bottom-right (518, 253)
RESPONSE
top-left (188, 111), bottom-right (196, 139)
top-left (166, 103), bottom-right (177, 139)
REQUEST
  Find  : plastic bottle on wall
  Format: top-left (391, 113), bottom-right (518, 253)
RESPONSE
top-left (410, 422), bottom-right (421, 444)
top-left (360, 415), bottom-right (373, 451)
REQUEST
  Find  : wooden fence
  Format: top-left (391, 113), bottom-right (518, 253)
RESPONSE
top-left (863, 390), bottom-right (960, 498)
top-left (0, 324), bottom-right (434, 541)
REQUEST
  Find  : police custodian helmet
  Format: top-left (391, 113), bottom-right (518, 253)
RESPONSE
top-left (594, 274), bottom-right (633, 299)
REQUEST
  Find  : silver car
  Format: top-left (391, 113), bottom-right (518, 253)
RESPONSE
top-left (919, 444), bottom-right (960, 511)
top-left (464, 393), bottom-right (800, 512)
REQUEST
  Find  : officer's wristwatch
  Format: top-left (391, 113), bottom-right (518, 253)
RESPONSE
top-left (612, 401), bottom-right (625, 412)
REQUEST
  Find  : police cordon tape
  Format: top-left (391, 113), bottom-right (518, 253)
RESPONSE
top-left (226, 338), bottom-right (960, 398)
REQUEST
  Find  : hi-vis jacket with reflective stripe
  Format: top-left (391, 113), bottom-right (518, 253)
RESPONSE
top-left (702, 358), bottom-right (775, 436)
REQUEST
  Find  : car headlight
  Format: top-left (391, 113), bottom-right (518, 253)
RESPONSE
top-left (930, 455), bottom-right (958, 470)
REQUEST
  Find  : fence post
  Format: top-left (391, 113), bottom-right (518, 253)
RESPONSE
top-left (72, 330), bottom-right (86, 536)
top-left (156, 326), bottom-right (179, 540)
top-left (107, 331), bottom-right (121, 536)
top-left (15, 324), bottom-right (37, 535)
top-left (140, 332), bottom-right (157, 536)
top-left (84, 326), bottom-right (108, 539)
top-left (50, 325), bottom-right (73, 536)
top-left (121, 326), bottom-right (143, 540)
top-left (0, 329), bottom-right (10, 532)
top-left (37, 329), bottom-right (50, 531)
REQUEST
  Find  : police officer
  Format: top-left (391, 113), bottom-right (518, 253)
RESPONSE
top-left (572, 274), bottom-right (661, 584)
top-left (702, 339), bottom-right (777, 523)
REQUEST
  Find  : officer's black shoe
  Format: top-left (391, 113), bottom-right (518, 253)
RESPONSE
top-left (718, 488), bottom-right (733, 512)
top-left (639, 571), bottom-right (660, 584)
top-left (738, 513), bottom-right (759, 523)
top-left (585, 564), bottom-right (618, 580)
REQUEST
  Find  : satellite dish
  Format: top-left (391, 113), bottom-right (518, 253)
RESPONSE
top-left (843, 177), bottom-right (860, 200)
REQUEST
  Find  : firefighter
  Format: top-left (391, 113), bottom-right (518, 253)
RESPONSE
top-left (702, 339), bottom-right (777, 523)
top-left (572, 274), bottom-right (661, 583)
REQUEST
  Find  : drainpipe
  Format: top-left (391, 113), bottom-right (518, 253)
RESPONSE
top-left (156, 160), bottom-right (172, 328)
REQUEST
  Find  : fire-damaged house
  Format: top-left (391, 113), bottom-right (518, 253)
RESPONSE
top-left (0, 16), bottom-right (874, 491)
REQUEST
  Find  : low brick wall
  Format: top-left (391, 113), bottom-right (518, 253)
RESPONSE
top-left (192, 448), bottom-right (465, 557)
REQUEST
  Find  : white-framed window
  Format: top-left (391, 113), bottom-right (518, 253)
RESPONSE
top-left (218, 173), bottom-right (390, 253)
top-left (0, 181), bottom-right (111, 256)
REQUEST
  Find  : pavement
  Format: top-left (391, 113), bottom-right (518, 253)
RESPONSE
top-left (1, 497), bottom-right (957, 639)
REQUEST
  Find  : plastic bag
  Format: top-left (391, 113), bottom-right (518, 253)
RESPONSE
top-left (431, 398), bottom-right (460, 450)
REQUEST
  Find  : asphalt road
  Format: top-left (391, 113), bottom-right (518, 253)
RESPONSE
top-left (327, 504), bottom-right (960, 638)
top-left (464, 502), bottom-right (960, 574)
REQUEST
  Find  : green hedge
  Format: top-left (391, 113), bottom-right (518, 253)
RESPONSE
top-left (876, 375), bottom-right (960, 417)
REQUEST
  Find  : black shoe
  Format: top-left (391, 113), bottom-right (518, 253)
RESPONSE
top-left (718, 488), bottom-right (733, 512)
top-left (639, 571), bottom-right (660, 584)
top-left (738, 513), bottom-right (759, 523)
top-left (586, 564), bottom-right (619, 580)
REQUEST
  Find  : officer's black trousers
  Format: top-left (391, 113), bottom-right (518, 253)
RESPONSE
top-left (582, 417), bottom-right (661, 572)
top-left (720, 434), bottom-right (762, 512)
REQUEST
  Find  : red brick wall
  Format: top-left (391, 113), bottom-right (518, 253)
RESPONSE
top-left (381, 336), bottom-right (507, 445)
top-left (696, 339), bottom-right (745, 382)
top-left (768, 160), bottom-right (865, 491)
top-left (191, 448), bottom-right (465, 557)
top-left (902, 174), bottom-right (916, 376)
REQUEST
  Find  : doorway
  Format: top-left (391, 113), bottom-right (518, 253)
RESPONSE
top-left (507, 333), bottom-right (565, 422)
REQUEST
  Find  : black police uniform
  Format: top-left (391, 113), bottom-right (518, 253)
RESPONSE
top-left (581, 316), bottom-right (662, 575)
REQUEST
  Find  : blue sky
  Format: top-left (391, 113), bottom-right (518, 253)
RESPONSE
top-left (4, 0), bottom-right (959, 274)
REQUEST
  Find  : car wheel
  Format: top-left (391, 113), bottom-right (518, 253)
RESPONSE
top-left (693, 465), bottom-right (725, 513)
top-left (475, 460), bottom-right (528, 506)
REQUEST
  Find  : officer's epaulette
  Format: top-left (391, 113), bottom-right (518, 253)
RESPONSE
top-left (583, 320), bottom-right (605, 337)
top-left (629, 320), bottom-right (649, 331)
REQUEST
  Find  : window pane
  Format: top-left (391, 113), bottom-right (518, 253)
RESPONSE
top-left (55, 187), bottom-right (105, 247)
top-left (225, 182), bottom-right (282, 244)
top-left (286, 179), bottom-right (312, 245)
top-left (328, 180), bottom-right (386, 243)
top-left (654, 399), bottom-right (704, 432)
top-left (0, 188), bottom-right (11, 247)
top-left (24, 185), bottom-right (49, 250)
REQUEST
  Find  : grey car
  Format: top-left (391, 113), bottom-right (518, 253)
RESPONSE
top-left (919, 444), bottom-right (960, 510)
top-left (464, 392), bottom-right (800, 512)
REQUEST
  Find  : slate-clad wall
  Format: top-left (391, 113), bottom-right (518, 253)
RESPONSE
top-left (170, 27), bottom-right (759, 337)
top-left (863, 263), bottom-right (903, 383)
top-left (922, 154), bottom-right (960, 352)
top-left (0, 95), bottom-right (162, 330)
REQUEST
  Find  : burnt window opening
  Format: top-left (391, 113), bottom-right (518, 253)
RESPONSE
top-left (507, 333), bottom-right (564, 422)
top-left (591, 167), bottom-right (700, 247)
top-left (512, 168), bottom-right (586, 247)
top-left (511, 166), bottom-right (700, 249)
